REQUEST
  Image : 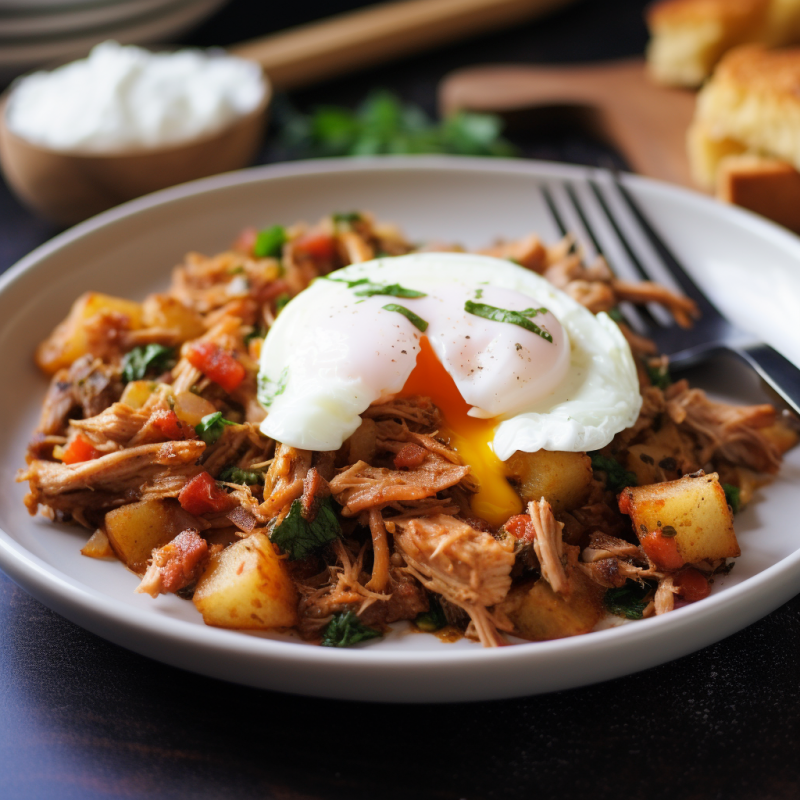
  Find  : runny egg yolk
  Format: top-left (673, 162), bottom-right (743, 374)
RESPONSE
top-left (400, 337), bottom-right (522, 528)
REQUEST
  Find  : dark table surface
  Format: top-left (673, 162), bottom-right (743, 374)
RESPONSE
top-left (2, 2), bottom-right (800, 798)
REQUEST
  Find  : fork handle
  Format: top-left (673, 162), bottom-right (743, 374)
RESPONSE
top-left (734, 343), bottom-right (800, 415)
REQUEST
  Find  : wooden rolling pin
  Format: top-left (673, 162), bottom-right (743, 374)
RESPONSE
top-left (439, 59), bottom-right (698, 188)
top-left (229, 0), bottom-right (576, 90)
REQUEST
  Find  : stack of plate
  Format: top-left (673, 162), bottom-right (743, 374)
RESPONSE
top-left (0, 0), bottom-right (229, 84)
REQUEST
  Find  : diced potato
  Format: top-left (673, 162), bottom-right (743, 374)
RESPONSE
top-left (120, 380), bottom-right (156, 409)
top-left (193, 533), bottom-right (298, 630)
top-left (173, 390), bottom-right (218, 427)
top-left (142, 294), bottom-right (205, 342)
top-left (105, 498), bottom-right (197, 573)
top-left (619, 472), bottom-right (740, 566)
top-left (504, 450), bottom-right (593, 514)
top-left (35, 292), bottom-right (143, 375)
top-left (500, 571), bottom-right (604, 641)
top-left (80, 529), bottom-right (114, 559)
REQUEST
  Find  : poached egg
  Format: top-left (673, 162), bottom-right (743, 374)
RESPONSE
top-left (259, 253), bottom-right (642, 526)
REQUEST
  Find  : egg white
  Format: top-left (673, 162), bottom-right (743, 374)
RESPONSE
top-left (259, 253), bottom-right (642, 458)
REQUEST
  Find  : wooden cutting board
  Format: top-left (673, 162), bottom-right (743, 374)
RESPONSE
top-left (438, 58), bottom-right (698, 188)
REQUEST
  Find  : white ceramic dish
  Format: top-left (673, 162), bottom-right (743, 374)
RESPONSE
top-left (0, 0), bottom-right (192, 39)
top-left (0, 0), bottom-right (227, 82)
top-left (1, 157), bottom-right (799, 703)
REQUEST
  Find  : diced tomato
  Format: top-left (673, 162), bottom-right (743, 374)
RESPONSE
top-left (151, 409), bottom-right (196, 441)
top-left (504, 514), bottom-right (536, 542)
top-left (185, 341), bottom-right (245, 393)
top-left (674, 568), bottom-right (711, 602)
top-left (61, 435), bottom-right (102, 465)
top-left (393, 443), bottom-right (428, 469)
top-left (639, 529), bottom-right (684, 571)
top-left (178, 472), bottom-right (234, 515)
top-left (294, 231), bottom-right (337, 262)
top-left (233, 226), bottom-right (258, 254)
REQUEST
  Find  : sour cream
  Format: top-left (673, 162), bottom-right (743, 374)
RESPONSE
top-left (5, 41), bottom-right (266, 152)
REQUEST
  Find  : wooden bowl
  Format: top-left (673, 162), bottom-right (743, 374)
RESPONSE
top-left (0, 82), bottom-right (271, 227)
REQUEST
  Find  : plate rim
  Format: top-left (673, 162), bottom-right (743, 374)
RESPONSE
top-left (3, 154), bottom-right (800, 701)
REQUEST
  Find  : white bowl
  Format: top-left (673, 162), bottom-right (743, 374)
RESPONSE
top-left (1, 156), bottom-right (799, 702)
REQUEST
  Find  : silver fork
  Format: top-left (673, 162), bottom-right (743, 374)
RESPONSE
top-left (540, 170), bottom-right (800, 414)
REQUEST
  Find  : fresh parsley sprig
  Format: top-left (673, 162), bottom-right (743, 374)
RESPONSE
top-left (121, 344), bottom-right (175, 383)
top-left (253, 225), bottom-right (286, 258)
top-left (195, 412), bottom-right (237, 445)
top-left (464, 301), bottom-right (553, 343)
top-left (414, 597), bottom-right (447, 632)
top-left (278, 91), bottom-right (517, 159)
top-left (604, 579), bottom-right (657, 620)
top-left (218, 465), bottom-right (263, 486)
top-left (270, 496), bottom-right (342, 561)
top-left (321, 611), bottom-right (382, 647)
top-left (257, 367), bottom-right (288, 408)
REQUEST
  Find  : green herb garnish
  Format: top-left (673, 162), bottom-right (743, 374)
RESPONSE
top-left (464, 301), bottom-right (553, 343)
top-left (475, 288), bottom-right (483, 299)
top-left (321, 611), bottom-right (383, 648)
top-left (257, 367), bottom-right (288, 408)
top-left (332, 211), bottom-right (362, 226)
top-left (414, 598), bottom-right (447, 632)
top-left (218, 465), bottom-right (263, 485)
top-left (279, 90), bottom-right (517, 159)
top-left (381, 303), bottom-right (429, 332)
top-left (275, 293), bottom-right (291, 313)
top-left (590, 453), bottom-right (638, 493)
top-left (723, 483), bottom-right (741, 514)
top-left (270, 496), bottom-right (342, 561)
top-left (121, 344), bottom-right (175, 384)
top-left (194, 411), bottom-right (236, 445)
top-left (329, 276), bottom-right (426, 298)
top-left (604, 579), bottom-right (657, 620)
top-left (244, 328), bottom-right (265, 346)
top-left (253, 225), bottom-right (287, 258)
top-left (645, 361), bottom-right (672, 390)
top-left (607, 307), bottom-right (624, 323)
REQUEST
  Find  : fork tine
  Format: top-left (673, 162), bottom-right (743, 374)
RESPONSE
top-left (541, 182), bottom-right (661, 333)
top-left (589, 172), bottom-right (720, 319)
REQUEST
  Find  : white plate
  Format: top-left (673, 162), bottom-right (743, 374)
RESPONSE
top-left (0, 0), bottom-right (192, 39)
top-left (0, 0), bottom-right (227, 82)
top-left (1, 157), bottom-right (800, 703)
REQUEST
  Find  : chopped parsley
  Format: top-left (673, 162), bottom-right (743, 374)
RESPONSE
top-left (195, 412), bottom-right (237, 445)
top-left (218, 465), bottom-right (263, 485)
top-left (590, 452), bottom-right (638, 493)
top-left (257, 367), bottom-right (289, 408)
top-left (244, 327), bottom-right (265, 346)
top-left (253, 225), bottom-right (287, 258)
top-left (607, 307), bottom-right (624, 323)
top-left (645, 360), bottom-right (672, 390)
top-left (332, 211), bottom-right (362, 227)
top-left (464, 300), bottom-right (553, 343)
top-left (474, 288), bottom-right (483, 299)
top-left (321, 611), bottom-right (383, 647)
top-left (604, 579), bottom-right (657, 620)
top-left (270, 496), bottom-right (342, 561)
top-left (382, 303), bottom-right (428, 332)
top-left (414, 597), bottom-right (447, 632)
top-left (121, 344), bottom-right (175, 383)
top-left (723, 483), bottom-right (741, 514)
top-left (275, 293), bottom-right (291, 313)
top-left (328, 276), bottom-right (426, 298)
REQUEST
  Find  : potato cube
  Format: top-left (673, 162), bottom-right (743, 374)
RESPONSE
top-left (501, 571), bottom-right (604, 641)
top-left (193, 533), bottom-right (298, 630)
top-left (173, 390), bottom-right (218, 427)
top-left (80, 529), bottom-right (114, 559)
top-left (105, 498), bottom-right (196, 573)
top-left (142, 295), bottom-right (205, 342)
top-left (626, 443), bottom-right (678, 486)
top-left (619, 472), bottom-right (739, 566)
top-left (504, 450), bottom-right (593, 514)
top-left (36, 292), bottom-right (143, 374)
top-left (120, 380), bottom-right (156, 409)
